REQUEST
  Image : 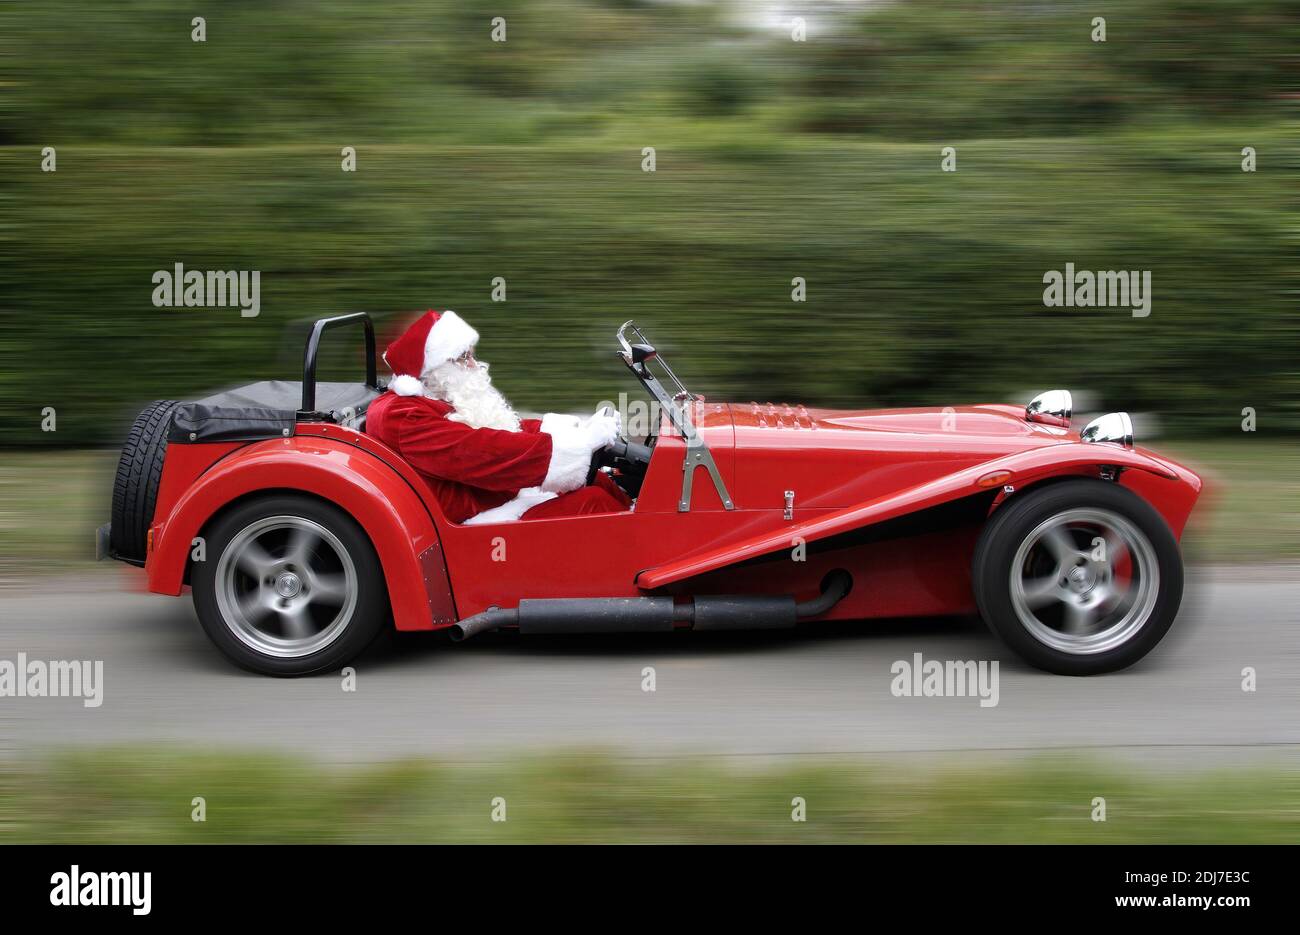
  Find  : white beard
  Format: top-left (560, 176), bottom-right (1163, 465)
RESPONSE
top-left (423, 360), bottom-right (521, 432)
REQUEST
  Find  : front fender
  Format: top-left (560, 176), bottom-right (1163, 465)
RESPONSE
top-left (146, 436), bottom-right (456, 631)
top-left (637, 442), bottom-right (1196, 589)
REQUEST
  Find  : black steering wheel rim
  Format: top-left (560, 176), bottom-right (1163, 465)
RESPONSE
top-left (587, 439), bottom-right (627, 486)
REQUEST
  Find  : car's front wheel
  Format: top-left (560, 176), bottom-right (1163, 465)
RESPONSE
top-left (192, 495), bottom-right (387, 676)
top-left (972, 479), bottom-right (1183, 675)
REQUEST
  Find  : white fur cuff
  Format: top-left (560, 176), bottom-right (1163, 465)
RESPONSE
top-left (463, 487), bottom-right (557, 525)
top-left (388, 374), bottom-right (424, 397)
top-left (540, 422), bottom-right (592, 494)
top-left (540, 412), bottom-right (581, 433)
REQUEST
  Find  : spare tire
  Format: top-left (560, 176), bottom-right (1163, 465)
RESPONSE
top-left (110, 400), bottom-right (180, 563)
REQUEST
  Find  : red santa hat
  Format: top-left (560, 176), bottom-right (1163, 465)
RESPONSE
top-left (382, 310), bottom-right (479, 397)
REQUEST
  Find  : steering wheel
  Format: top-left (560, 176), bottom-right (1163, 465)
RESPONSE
top-left (586, 437), bottom-right (653, 487)
top-left (587, 438), bottom-right (628, 486)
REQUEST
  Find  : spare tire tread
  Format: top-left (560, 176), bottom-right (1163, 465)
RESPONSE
top-left (110, 400), bottom-right (180, 562)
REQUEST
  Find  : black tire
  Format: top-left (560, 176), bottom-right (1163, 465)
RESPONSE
top-left (110, 400), bottom-right (180, 563)
top-left (972, 479), bottom-right (1183, 675)
top-left (192, 494), bottom-right (388, 676)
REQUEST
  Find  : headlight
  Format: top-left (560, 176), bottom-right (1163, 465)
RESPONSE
top-left (1080, 411), bottom-right (1133, 448)
top-left (1025, 389), bottom-right (1072, 426)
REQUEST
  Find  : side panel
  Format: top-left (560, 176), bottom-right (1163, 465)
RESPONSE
top-left (153, 442), bottom-right (246, 525)
top-left (438, 508), bottom-right (795, 616)
top-left (637, 443), bottom-right (1190, 590)
top-left (438, 507), bottom-right (979, 620)
top-left (678, 528), bottom-right (982, 620)
top-left (146, 436), bottom-right (455, 631)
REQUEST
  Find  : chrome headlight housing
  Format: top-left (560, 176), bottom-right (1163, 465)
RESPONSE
top-left (1026, 389), bottom-right (1072, 426)
top-left (1080, 411), bottom-right (1134, 448)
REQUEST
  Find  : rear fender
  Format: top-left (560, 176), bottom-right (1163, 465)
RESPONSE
top-left (146, 436), bottom-right (455, 631)
top-left (637, 442), bottom-right (1190, 589)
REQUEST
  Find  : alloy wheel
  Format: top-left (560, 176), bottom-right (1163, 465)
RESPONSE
top-left (1008, 507), bottom-right (1160, 655)
top-left (214, 515), bottom-right (358, 658)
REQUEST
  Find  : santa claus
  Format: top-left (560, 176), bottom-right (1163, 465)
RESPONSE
top-left (365, 310), bottom-right (631, 525)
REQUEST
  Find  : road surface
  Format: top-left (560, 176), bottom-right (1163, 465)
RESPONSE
top-left (2, 566), bottom-right (1296, 764)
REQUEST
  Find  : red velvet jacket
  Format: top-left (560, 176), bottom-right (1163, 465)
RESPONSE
top-left (365, 391), bottom-right (552, 523)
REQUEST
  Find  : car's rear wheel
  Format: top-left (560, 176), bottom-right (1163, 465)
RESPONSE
top-left (972, 479), bottom-right (1183, 675)
top-left (110, 399), bottom-right (180, 563)
top-left (192, 495), bottom-right (387, 676)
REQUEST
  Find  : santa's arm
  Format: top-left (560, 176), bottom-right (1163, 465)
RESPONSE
top-left (394, 409), bottom-right (552, 492)
top-left (394, 409), bottom-right (599, 494)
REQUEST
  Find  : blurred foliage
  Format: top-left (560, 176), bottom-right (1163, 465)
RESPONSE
top-left (1, 0), bottom-right (1295, 446)
top-left (7, 0), bottom-right (1292, 146)
top-left (792, 0), bottom-right (1296, 137)
top-left (3, 748), bottom-right (1298, 843)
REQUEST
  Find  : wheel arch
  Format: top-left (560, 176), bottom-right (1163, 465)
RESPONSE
top-left (988, 471), bottom-right (1102, 516)
top-left (988, 450), bottom-right (1201, 541)
top-left (969, 473), bottom-right (1186, 674)
top-left (187, 486), bottom-right (370, 583)
top-left (146, 437), bottom-right (457, 631)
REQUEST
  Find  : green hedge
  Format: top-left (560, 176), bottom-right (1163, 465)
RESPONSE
top-left (5, 128), bottom-right (1293, 446)
top-left (2, 0), bottom-right (1293, 445)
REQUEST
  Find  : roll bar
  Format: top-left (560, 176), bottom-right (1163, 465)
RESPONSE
top-left (300, 313), bottom-right (377, 415)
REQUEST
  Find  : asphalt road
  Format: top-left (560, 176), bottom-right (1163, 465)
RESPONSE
top-left (2, 566), bottom-right (1297, 765)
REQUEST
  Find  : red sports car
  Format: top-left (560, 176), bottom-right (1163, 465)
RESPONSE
top-left (101, 315), bottom-right (1202, 677)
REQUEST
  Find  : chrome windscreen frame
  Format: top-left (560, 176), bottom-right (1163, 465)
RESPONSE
top-left (617, 321), bottom-right (734, 512)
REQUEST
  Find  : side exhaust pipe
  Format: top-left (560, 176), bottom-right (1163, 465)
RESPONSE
top-left (795, 569), bottom-right (852, 619)
top-left (449, 570), bottom-right (852, 642)
top-left (449, 605), bottom-right (519, 642)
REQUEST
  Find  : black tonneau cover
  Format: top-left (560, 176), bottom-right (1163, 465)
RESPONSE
top-left (170, 381), bottom-right (380, 443)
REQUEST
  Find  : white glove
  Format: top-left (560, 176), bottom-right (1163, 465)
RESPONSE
top-left (540, 411), bottom-right (617, 494)
top-left (585, 412), bottom-right (620, 450)
top-left (590, 404), bottom-right (621, 433)
top-left (540, 412), bottom-right (581, 433)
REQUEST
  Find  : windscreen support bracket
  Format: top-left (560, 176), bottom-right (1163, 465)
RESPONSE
top-left (679, 434), bottom-right (733, 512)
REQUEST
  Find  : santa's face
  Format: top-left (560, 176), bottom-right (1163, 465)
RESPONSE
top-left (424, 355), bottom-right (521, 432)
